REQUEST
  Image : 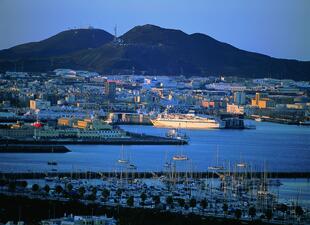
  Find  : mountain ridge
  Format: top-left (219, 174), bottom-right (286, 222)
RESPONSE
top-left (0, 24), bottom-right (309, 80)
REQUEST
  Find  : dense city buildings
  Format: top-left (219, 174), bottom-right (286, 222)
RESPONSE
top-left (0, 70), bottom-right (308, 126)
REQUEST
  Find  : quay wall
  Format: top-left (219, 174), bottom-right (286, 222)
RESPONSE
top-left (1, 171), bottom-right (309, 180)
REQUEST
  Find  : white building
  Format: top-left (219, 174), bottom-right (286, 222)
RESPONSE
top-left (227, 104), bottom-right (245, 115)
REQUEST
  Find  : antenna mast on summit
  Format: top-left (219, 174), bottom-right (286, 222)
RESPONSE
top-left (114, 25), bottom-right (118, 40)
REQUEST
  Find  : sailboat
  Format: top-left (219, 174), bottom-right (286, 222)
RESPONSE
top-left (172, 145), bottom-right (188, 161)
top-left (208, 146), bottom-right (224, 170)
top-left (117, 145), bottom-right (129, 164)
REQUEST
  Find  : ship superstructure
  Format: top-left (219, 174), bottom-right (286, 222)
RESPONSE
top-left (151, 112), bottom-right (225, 129)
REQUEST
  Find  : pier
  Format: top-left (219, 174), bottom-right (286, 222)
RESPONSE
top-left (0, 145), bottom-right (70, 153)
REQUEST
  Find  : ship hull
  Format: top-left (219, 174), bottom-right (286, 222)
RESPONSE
top-left (151, 119), bottom-right (223, 129)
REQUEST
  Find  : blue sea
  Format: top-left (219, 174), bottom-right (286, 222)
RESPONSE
top-left (0, 121), bottom-right (309, 173)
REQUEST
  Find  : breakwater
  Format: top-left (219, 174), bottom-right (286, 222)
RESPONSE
top-left (1, 171), bottom-right (310, 180)
top-left (0, 145), bottom-right (70, 153)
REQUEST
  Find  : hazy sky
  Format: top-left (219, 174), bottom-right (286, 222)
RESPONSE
top-left (0, 0), bottom-right (309, 61)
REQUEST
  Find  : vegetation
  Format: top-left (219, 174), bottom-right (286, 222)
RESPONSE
top-left (55, 185), bottom-right (63, 195)
top-left (140, 192), bottom-right (147, 206)
top-left (189, 198), bottom-right (197, 211)
top-left (152, 195), bottom-right (160, 206)
top-left (43, 184), bottom-right (50, 194)
top-left (101, 188), bottom-right (110, 201)
top-left (200, 198), bottom-right (208, 211)
top-left (166, 196), bottom-right (173, 208)
top-left (248, 206), bottom-right (256, 220)
top-left (234, 209), bottom-right (242, 220)
top-left (127, 196), bottom-right (134, 207)
top-left (31, 184), bottom-right (40, 193)
top-left (78, 186), bottom-right (85, 198)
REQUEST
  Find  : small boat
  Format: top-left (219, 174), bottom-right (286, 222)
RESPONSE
top-left (299, 120), bottom-right (310, 126)
top-left (172, 155), bottom-right (188, 161)
top-left (47, 161), bottom-right (57, 166)
top-left (237, 162), bottom-right (247, 168)
top-left (166, 128), bottom-right (189, 140)
top-left (117, 159), bottom-right (129, 164)
top-left (128, 164), bottom-right (137, 170)
top-left (255, 118), bottom-right (262, 122)
top-left (208, 166), bottom-right (224, 171)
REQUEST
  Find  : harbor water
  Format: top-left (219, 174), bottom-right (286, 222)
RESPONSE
top-left (0, 122), bottom-right (309, 173)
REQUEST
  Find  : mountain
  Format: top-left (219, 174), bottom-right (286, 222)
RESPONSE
top-left (0, 28), bottom-right (114, 60)
top-left (0, 24), bottom-right (309, 80)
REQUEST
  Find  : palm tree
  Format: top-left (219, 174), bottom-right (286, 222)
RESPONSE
top-left (66, 183), bottom-right (73, 192)
top-left (78, 186), bottom-right (85, 198)
top-left (43, 184), bottom-right (50, 194)
top-left (178, 198), bottom-right (185, 208)
top-left (140, 192), bottom-right (147, 206)
top-left (55, 185), bottom-right (63, 195)
top-left (20, 181), bottom-right (28, 189)
top-left (200, 198), bottom-right (208, 212)
top-left (8, 182), bottom-right (16, 192)
top-left (152, 195), bottom-right (160, 207)
top-left (222, 203), bottom-right (228, 216)
top-left (127, 196), bottom-right (134, 207)
top-left (295, 206), bottom-right (304, 219)
top-left (166, 196), bottom-right (173, 209)
top-left (235, 209), bottom-right (242, 220)
top-left (248, 206), bottom-right (256, 220)
top-left (101, 188), bottom-right (110, 202)
top-left (189, 198), bottom-right (197, 212)
top-left (32, 184), bottom-right (40, 193)
top-left (265, 209), bottom-right (273, 221)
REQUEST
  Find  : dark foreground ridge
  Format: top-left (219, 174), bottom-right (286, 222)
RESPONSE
top-left (0, 145), bottom-right (70, 153)
top-left (0, 194), bottom-right (273, 225)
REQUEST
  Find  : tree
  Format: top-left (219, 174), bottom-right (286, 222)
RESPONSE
top-left (200, 199), bottom-right (208, 211)
top-left (295, 206), bottom-right (304, 218)
top-left (8, 182), bottom-right (16, 192)
top-left (116, 188), bottom-right (122, 198)
top-left (248, 206), bottom-right (256, 220)
top-left (66, 183), bottom-right (73, 192)
top-left (222, 203), bottom-right (228, 216)
top-left (20, 181), bottom-right (28, 189)
top-left (277, 203), bottom-right (288, 217)
top-left (265, 209), bottom-right (273, 221)
top-left (102, 188), bottom-right (110, 201)
top-left (78, 186), bottom-right (85, 198)
top-left (178, 198), bottom-right (185, 208)
top-left (140, 192), bottom-right (147, 206)
top-left (92, 187), bottom-right (97, 196)
top-left (127, 196), bottom-right (134, 207)
top-left (43, 184), bottom-right (50, 194)
top-left (32, 184), bottom-right (40, 193)
top-left (152, 195), bottom-right (160, 206)
top-left (0, 179), bottom-right (7, 187)
top-left (55, 185), bottom-right (63, 195)
top-left (166, 196), bottom-right (173, 208)
top-left (189, 198), bottom-right (197, 212)
top-left (235, 209), bottom-right (242, 220)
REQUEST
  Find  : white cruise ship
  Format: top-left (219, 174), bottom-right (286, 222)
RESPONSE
top-left (151, 112), bottom-right (225, 129)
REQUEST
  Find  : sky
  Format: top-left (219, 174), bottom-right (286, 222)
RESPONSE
top-left (0, 0), bottom-right (309, 61)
